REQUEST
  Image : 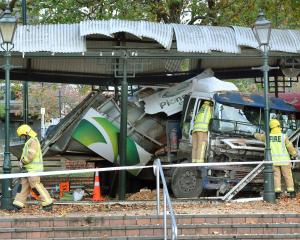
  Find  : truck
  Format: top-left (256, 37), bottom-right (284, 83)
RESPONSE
top-left (10, 70), bottom-right (300, 199)
top-left (141, 70), bottom-right (300, 199)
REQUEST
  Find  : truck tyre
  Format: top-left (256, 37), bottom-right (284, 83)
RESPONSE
top-left (171, 164), bottom-right (203, 198)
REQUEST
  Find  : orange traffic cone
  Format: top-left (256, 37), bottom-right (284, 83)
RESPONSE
top-left (92, 171), bottom-right (104, 201)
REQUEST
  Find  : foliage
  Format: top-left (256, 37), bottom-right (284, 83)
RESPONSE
top-left (229, 79), bottom-right (259, 93)
top-left (3, 0), bottom-right (298, 29)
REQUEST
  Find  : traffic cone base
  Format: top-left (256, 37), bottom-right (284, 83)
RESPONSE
top-left (92, 171), bottom-right (105, 201)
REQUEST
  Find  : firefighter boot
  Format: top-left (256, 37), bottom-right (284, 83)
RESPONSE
top-left (275, 192), bottom-right (282, 199)
top-left (289, 191), bottom-right (296, 199)
top-left (42, 203), bottom-right (53, 212)
top-left (12, 204), bottom-right (22, 211)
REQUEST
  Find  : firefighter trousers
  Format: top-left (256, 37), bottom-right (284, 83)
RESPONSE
top-left (13, 176), bottom-right (53, 208)
top-left (273, 165), bottom-right (294, 193)
top-left (192, 131), bottom-right (208, 163)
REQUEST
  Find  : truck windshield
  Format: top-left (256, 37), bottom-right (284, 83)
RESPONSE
top-left (212, 103), bottom-right (258, 135)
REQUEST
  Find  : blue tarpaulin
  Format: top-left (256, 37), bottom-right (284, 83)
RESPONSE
top-left (214, 91), bottom-right (297, 112)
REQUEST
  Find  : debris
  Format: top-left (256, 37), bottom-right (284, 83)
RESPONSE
top-left (73, 189), bottom-right (84, 201)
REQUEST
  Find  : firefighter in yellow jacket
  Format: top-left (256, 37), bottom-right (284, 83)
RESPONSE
top-left (254, 119), bottom-right (296, 199)
top-left (192, 100), bottom-right (213, 163)
top-left (13, 124), bottom-right (53, 211)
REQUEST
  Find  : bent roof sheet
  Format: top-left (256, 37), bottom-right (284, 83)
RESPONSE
top-left (0, 19), bottom-right (299, 54)
top-left (80, 20), bottom-right (173, 49)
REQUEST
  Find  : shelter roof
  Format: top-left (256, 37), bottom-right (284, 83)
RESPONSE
top-left (0, 20), bottom-right (299, 85)
top-left (0, 20), bottom-right (298, 54)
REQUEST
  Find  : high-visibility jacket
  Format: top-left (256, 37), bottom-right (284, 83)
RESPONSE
top-left (21, 137), bottom-right (44, 172)
top-left (270, 133), bottom-right (291, 166)
top-left (193, 105), bottom-right (212, 132)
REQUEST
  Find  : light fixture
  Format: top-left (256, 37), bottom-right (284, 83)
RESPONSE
top-left (252, 10), bottom-right (272, 46)
top-left (0, 8), bottom-right (17, 44)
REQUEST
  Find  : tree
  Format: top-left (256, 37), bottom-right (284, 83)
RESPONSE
top-left (2, 0), bottom-right (299, 29)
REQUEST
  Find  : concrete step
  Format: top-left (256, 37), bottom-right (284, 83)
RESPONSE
top-left (0, 214), bottom-right (299, 239)
top-left (19, 235), bottom-right (300, 240)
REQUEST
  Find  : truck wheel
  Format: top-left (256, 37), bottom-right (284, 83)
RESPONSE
top-left (171, 166), bottom-right (203, 198)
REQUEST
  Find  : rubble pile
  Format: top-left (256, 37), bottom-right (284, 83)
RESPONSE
top-left (0, 194), bottom-right (299, 217)
top-left (126, 188), bottom-right (163, 201)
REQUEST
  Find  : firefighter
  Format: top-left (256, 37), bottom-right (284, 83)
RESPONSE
top-left (192, 100), bottom-right (213, 163)
top-left (13, 124), bottom-right (53, 211)
top-left (254, 119), bottom-right (297, 199)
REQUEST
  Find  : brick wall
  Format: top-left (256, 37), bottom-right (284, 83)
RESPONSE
top-left (42, 160), bottom-right (95, 189)
top-left (0, 214), bottom-right (300, 239)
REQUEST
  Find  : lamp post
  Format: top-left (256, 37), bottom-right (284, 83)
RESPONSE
top-left (0, 7), bottom-right (18, 210)
top-left (253, 10), bottom-right (276, 203)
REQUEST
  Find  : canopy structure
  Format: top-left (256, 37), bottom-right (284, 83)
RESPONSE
top-left (0, 20), bottom-right (299, 85)
top-left (214, 91), bottom-right (298, 112)
top-left (1, 19), bottom-right (300, 200)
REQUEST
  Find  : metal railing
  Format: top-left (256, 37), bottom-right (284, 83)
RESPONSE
top-left (154, 158), bottom-right (177, 240)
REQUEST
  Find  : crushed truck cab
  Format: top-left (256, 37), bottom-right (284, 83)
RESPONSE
top-left (170, 88), bottom-right (299, 198)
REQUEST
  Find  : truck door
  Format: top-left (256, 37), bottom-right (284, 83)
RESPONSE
top-left (181, 96), bottom-right (202, 143)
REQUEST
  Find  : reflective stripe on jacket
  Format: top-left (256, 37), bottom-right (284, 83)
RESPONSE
top-left (21, 137), bottom-right (44, 172)
top-left (193, 105), bottom-right (212, 132)
top-left (270, 133), bottom-right (290, 166)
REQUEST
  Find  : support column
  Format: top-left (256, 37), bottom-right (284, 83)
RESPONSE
top-left (22, 0), bottom-right (29, 124)
top-left (118, 56), bottom-right (128, 200)
top-left (1, 51), bottom-right (13, 210)
top-left (262, 45), bottom-right (275, 203)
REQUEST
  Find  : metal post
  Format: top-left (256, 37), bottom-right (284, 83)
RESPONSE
top-left (58, 86), bottom-right (62, 118)
top-left (1, 51), bottom-right (13, 210)
top-left (262, 45), bottom-right (275, 203)
top-left (118, 56), bottom-right (128, 200)
top-left (156, 163), bottom-right (160, 215)
top-left (163, 192), bottom-right (167, 240)
top-left (22, 0), bottom-right (29, 124)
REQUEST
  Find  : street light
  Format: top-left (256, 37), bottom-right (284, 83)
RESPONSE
top-left (253, 10), bottom-right (275, 203)
top-left (0, 7), bottom-right (18, 210)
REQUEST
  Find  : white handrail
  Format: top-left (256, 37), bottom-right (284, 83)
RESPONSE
top-left (154, 158), bottom-right (177, 240)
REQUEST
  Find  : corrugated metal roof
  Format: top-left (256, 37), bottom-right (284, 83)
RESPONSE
top-left (11, 24), bottom-right (86, 53)
top-left (0, 20), bottom-right (299, 54)
top-left (80, 20), bottom-right (112, 38)
top-left (206, 26), bottom-right (240, 53)
top-left (80, 20), bottom-right (173, 49)
top-left (173, 24), bottom-right (210, 53)
top-left (173, 25), bottom-right (240, 53)
top-left (269, 29), bottom-right (298, 53)
top-left (289, 30), bottom-right (300, 52)
top-left (232, 26), bottom-right (258, 49)
top-left (140, 21), bottom-right (173, 49)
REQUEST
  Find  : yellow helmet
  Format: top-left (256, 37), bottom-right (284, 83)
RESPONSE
top-left (269, 119), bottom-right (280, 129)
top-left (17, 124), bottom-right (37, 138)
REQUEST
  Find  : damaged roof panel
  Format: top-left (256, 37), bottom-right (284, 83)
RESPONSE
top-left (0, 20), bottom-right (299, 54)
top-left (232, 26), bottom-right (258, 49)
top-left (173, 24), bottom-right (211, 53)
top-left (80, 20), bottom-right (173, 49)
top-left (205, 26), bottom-right (240, 53)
